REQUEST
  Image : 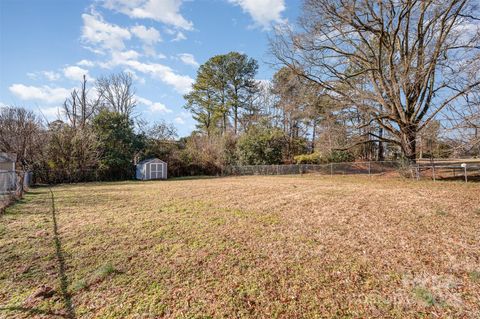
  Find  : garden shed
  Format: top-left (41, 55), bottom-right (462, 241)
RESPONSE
top-left (136, 158), bottom-right (167, 180)
top-left (0, 153), bottom-right (16, 171)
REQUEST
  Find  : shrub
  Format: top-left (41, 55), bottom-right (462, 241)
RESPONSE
top-left (294, 150), bottom-right (354, 164)
top-left (237, 126), bottom-right (285, 165)
top-left (294, 152), bottom-right (323, 164)
top-left (326, 150), bottom-right (354, 163)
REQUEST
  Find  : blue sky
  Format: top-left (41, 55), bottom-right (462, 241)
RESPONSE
top-left (0, 0), bottom-right (299, 136)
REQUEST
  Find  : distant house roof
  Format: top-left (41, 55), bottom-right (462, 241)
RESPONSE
top-left (137, 158), bottom-right (166, 165)
top-left (0, 152), bottom-right (16, 162)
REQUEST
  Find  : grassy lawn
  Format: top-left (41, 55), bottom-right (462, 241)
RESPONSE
top-left (1, 175), bottom-right (479, 318)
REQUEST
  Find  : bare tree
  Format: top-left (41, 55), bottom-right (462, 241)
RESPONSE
top-left (147, 120), bottom-right (178, 141)
top-left (96, 72), bottom-right (137, 118)
top-left (443, 85), bottom-right (480, 156)
top-left (46, 120), bottom-right (99, 182)
top-left (0, 107), bottom-right (42, 192)
top-left (271, 0), bottom-right (480, 161)
top-left (63, 75), bottom-right (101, 128)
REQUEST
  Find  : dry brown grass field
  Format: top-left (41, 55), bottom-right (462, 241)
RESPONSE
top-left (0, 175), bottom-right (479, 318)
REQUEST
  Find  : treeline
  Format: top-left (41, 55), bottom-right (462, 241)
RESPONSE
top-left (2, 0), bottom-right (480, 183)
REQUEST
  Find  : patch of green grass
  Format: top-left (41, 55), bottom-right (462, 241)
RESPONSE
top-left (469, 271), bottom-right (480, 282)
top-left (93, 263), bottom-right (119, 281)
top-left (413, 287), bottom-right (440, 307)
top-left (435, 209), bottom-right (448, 216)
top-left (71, 279), bottom-right (88, 292)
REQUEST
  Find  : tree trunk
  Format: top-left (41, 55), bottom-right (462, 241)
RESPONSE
top-left (400, 125), bottom-right (417, 163)
top-left (311, 119), bottom-right (316, 153)
top-left (234, 106), bottom-right (238, 135)
top-left (15, 170), bottom-right (25, 197)
top-left (223, 113), bottom-right (227, 135)
top-left (475, 127), bottom-right (479, 157)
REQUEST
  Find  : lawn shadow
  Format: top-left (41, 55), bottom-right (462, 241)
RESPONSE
top-left (0, 189), bottom-right (76, 319)
top-left (49, 188), bottom-right (76, 319)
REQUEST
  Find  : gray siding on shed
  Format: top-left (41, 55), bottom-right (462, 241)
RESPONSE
top-left (0, 162), bottom-right (14, 171)
top-left (0, 153), bottom-right (15, 172)
top-left (135, 158), bottom-right (167, 180)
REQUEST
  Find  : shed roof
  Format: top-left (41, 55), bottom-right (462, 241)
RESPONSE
top-left (0, 152), bottom-right (16, 162)
top-left (137, 158), bottom-right (166, 165)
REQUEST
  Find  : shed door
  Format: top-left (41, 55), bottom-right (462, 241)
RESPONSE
top-left (150, 163), bottom-right (162, 179)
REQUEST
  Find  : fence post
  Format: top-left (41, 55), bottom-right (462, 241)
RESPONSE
top-left (432, 164), bottom-right (436, 182)
top-left (330, 163), bottom-right (333, 176)
top-left (416, 165), bottom-right (420, 181)
top-left (461, 163), bottom-right (467, 183)
top-left (368, 162), bottom-right (371, 176)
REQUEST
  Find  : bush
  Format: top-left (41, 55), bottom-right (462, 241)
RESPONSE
top-left (237, 126), bottom-right (285, 165)
top-left (294, 150), bottom-right (354, 164)
top-left (294, 152), bottom-right (323, 164)
top-left (326, 150), bottom-right (354, 163)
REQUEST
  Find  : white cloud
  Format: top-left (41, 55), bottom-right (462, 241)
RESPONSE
top-left (150, 102), bottom-right (172, 113)
top-left (172, 31), bottom-right (186, 41)
top-left (178, 53), bottom-right (199, 67)
top-left (137, 95), bottom-right (173, 113)
top-left (131, 25), bottom-right (161, 44)
top-left (110, 50), bottom-right (141, 66)
top-left (174, 111), bottom-right (191, 125)
top-left (63, 66), bottom-right (90, 81)
top-left (131, 25), bottom-right (162, 56)
top-left (229, 0), bottom-right (285, 29)
top-left (124, 68), bottom-right (146, 84)
top-left (115, 49), bottom-right (141, 61)
top-left (26, 72), bottom-right (38, 80)
top-left (81, 11), bottom-right (131, 52)
top-left (103, 0), bottom-right (193, 30)
top-left (165, 28), bottom-right (187, 41)
top-left (77, 59), bottom-right (95, 67)
top-left (123, 60), bottom-right (193, 94)
top-left (94, 48), bottom-right (192, 93)
top-left (156, 52), bottom-right (167, 59)
top-left (174, 116), bottom-right (185, 124)
top-left (39, 106), bottom-right (62, 119)
top-left (79, 7), bottom-right (192, 94)
top-left (9, 84), bottom-right (70, 104)
top-left (44, 71), bottom-right (62, 81)
top-left (27, 71), bottom-right (61, 81)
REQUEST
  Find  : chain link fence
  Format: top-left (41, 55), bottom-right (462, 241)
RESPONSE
top-left (0, 171), bottom-right (17, 195)
top-left (415, 162), bottom-right (480, 182)
top-left (224, 160), bottom-right (480, 182)
top-left (224, 161), bottom-right (401, 176)
top-left (0, 171), bottom-right (18, 213)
